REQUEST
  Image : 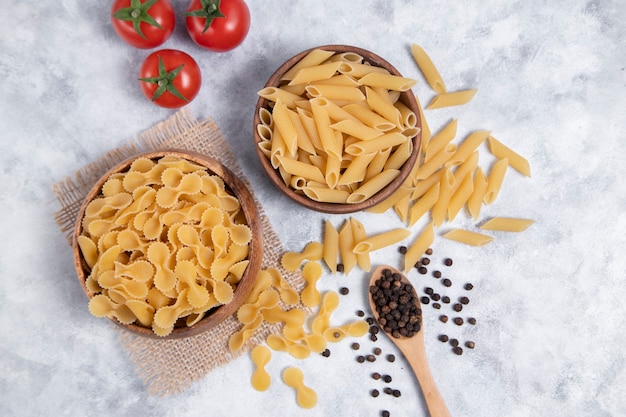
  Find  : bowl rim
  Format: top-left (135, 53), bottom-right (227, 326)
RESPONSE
top-left (72, 149), bottom-right (263, 339)
top-left (253, 44), bottom-right (422, 214)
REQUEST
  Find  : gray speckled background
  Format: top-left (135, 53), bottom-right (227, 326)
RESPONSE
top-left (1, 1), bottom-right (625, 416)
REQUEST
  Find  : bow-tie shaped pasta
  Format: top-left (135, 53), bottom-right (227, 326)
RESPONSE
top-left (147, 241), bottom-right (177, 293)
top-left (156, 169), bottom-right (203, 209)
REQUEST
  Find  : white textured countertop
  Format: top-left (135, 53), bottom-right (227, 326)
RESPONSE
top-left (1, 1), bottom-right (625, 416)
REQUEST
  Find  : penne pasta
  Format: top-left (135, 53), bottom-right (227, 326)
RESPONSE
top-left (415, 143), bottom-right (456, 180)
top-left (467, 167), bottom-right (488, 220)
top-left (357, 72), bottom-right (418, 92)
top-left (347, 169), bottom-right (400, 204)
top-left (322, 220), bottom-right (339, 273)
top-left (427, 89), bottom-right (478, 109)
top-left (338, 220), bottom-right (357, 273)
top-left (487, 136), bottom-right (531, 177)
top-left (480, 217), bottom-right (535, 232)
top-left (257, 87), bottom-right (304, 109)
top-left (404, 222), bottom-right (434, 272)
top-left (306, 85), bottom-right (366, 102)
top-left (365, 86), bottom-right (402, 127)
top-left (350, 218), bottom-right (371, 272)
top-left (384, 139), bottom-right (413, 170)
top-left (408, 182), bottom-right (440, 227)
top-left (310, 101), bottom-right (342, 160)
top-left (272, 99), bottom-right (298, 157)
top-left (276, 155), bottom-right (326, 183)
top-left (445, 130), bottom-right (490, 167)
top-left (310, 97), bottom-right (361, 124)
top-left (424, 119), bottom-right (457, 162)
top-left (352, 228), bottom-right (411, 254)
top-left (338, 152), bottom-right (377, 185)
top-left (447, 172), bottom-right (474, 221)
top-left (366, 185), bottom-right (412, 214)
top-left (330, 119), bottom-right (384, 141)
top-left (339, 62), bottom-right (390, 78)
top-left (410, 44), bottom-right (447, 94)
top-left (281, 49), bottom-right (336, 81)
top-left (302, 186), bottom-right (350, 203)
top-left (344, 132), bottom-right (407, 156)
top-left (443, 229), bottom-right (493, 246)
top-left (288, 61), bottom-right (348, 85)
top-left (342, 103), bottom-right (396, 131)
top-left (484, 158), bottom-right (509, 204)
top-left (431, 168), bottom-right (455, 226)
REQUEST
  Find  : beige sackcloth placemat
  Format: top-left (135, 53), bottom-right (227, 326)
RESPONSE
top-left (52, 108), bottom-right (304, 396)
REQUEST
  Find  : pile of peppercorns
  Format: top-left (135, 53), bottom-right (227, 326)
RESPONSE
top-left (400, 246), bottom-right (477, 355)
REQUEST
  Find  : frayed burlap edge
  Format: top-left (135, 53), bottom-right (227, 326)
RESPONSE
top-left (52, 108), bottom-right (305, 396)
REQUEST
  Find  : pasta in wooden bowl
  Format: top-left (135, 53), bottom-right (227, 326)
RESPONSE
top-left (72, 150), bottom-right (263, 339)
top-left (254, 44), bottom-right (422, 214)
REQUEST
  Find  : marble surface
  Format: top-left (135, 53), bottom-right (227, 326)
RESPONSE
top-left (1, 0), bottom-right (625, 416)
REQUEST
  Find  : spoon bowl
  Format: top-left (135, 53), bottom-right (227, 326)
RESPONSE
top-left (368, 265), bottom-right (451, 417)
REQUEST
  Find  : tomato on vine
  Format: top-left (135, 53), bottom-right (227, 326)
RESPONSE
top-left (138, 49), bottom-right (202, 108)
top-left (111, 0), bottom-right (175, 49)
top-left (185, 0), bottom-right (250, 52)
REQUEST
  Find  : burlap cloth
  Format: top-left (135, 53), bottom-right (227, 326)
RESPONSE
top-left (52, 108), bottom-right (304, 396)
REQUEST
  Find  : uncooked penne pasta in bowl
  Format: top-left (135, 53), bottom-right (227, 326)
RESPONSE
top-left (253, 45), bottom-right (423, 214)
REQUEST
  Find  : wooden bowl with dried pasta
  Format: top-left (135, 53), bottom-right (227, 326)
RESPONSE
top-left (254, 44), bottom-right (422, 214)
top-left (72, 150), bottom-right (262, 339)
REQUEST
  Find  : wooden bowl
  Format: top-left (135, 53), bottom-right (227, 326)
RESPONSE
top-left (72, 150), bottom-right (263, 339)
top-left (253, 44), bottom-right (422, 214)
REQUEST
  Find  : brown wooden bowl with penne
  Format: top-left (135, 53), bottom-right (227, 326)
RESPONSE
top-left (253, 44), bottom-right (422, 214)
top-left (72, 150), bottom-right (263, 339)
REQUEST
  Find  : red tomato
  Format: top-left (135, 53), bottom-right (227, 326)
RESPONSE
top-left (111, 0), bottom-right (175, 49)
top-left (185, 0), bottom-right (250, 52)
top-left (138, 49), bottom-right (202, 108)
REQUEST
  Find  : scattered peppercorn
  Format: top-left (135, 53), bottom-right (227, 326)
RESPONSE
top-left (465, 341), bottom-right (475, 349)
top-left (453, 346), bottom-right (463, 355)
top-left (373, 347), bottom-right (382, 355)
top-left (433, 270), bottom-right (442, 278)
top-left (464, 283), bottom-right (474, 291)
top-left (351, 342), bottom-right (360, 350)
top-left (468, 317), bottom-right (477, 325)
top-left (439, 315), bottom-right (449, 323)
top-left (398, 246), bottom-right (407, 254)
top-left (453, 303), bottom-right (463, 312)
top-left (431, 293), bottom-right (441, 301)
top-left (424, 287), bottom-right (434, 295)
top-left (449, 338), bottom-right (459, 347)
top-left (459, 296), bottom-right (470, 305)
top-left (438, 334), bottom-right (449, 342)
top-left (339, 287), bottom-right (349, 295)
top-left (366, 355), bottom-right (376, 362)
top-left (421, 296), bottom-right (430, 305)
top-left (372, 372), bottom-right (381, 380)
top-left (442, 295), bottom-right (451, 304)
top-left (357, 310), bottom-right (365, 317)
top-left (370, 334), bottom-right (378, 342)
top-left (444, 258), bottom-right (453, 266)
top-left (382, 410), bottom-right (391, 417)
top-left (336, 263), bottom-right (344, 273)
top-left (383, 374), bottom-right (392, 383)
top-left (357, 355), bottom-right (365, 363)
top-left (453, 317), bottom-right (464, 326)
top-left (421, 257), bottom-right (430, 265)
top-left (384, 387), bottom-right (393, 395)
top-left (371, 389), bottom-right (380, 398)
top-left (321, 349), bottom-right (330, 357)
top-left (387, 354), bottom-right (396, 362)
top-left (418, 266), bottom-right (428, 274)
top-left (442, 278), bottom-right (452, 287)
top-left (433, 302), bottom-right (441, 309)
top-left (425, 248), bottom-right (433, 255)
top-left (392, 389), bottom-right (402, 398)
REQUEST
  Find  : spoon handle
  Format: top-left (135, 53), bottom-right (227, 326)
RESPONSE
top-left (402, 343), bottom-right (451, 417)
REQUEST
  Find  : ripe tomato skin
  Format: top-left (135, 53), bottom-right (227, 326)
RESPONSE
top-left (138, 49), bottom-right (202, 109)
top-left (185, 0), bottom-right (250, 52)
top-left (111, 0), bottom-right (175, 49)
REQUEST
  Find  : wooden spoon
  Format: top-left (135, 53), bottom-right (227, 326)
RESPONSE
top-left (368, 265), bottom-right (451, 417)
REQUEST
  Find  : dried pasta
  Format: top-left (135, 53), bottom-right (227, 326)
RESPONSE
top-left (480, 217), bottom-right (535, 232)
top-left (78, 155), bottom-right (253, 337)
top-left (257, 48), bottom-right (419, 205)
top-left (443, 229), bottom-right (493, 246)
